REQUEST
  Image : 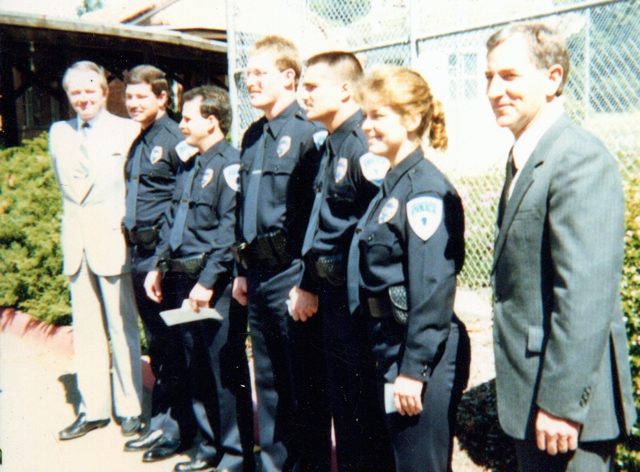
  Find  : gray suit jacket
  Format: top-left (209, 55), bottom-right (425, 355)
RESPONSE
top-left (49, 111), bottom-right (140, 276)
top-left (492, 113), bottom-right (636, 441)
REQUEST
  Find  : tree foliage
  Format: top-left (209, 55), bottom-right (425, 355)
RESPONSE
top-left (0, 133), bottom-right (70, 325)
top-left (77, 0), bottom-right (103, 17)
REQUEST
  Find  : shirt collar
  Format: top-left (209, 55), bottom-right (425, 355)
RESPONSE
top-left (381, 147), bottom-right (424, 196)
top-left (199, 138), bottom-right (229, 166)
top-left (326, 110), bottom-right (363, 154)
top-left (141, 113), bottom-right (171, 144)
top-left (264, 101), bottom-right (300, 138)
top-left (512, 100), bottom-right (565, 171)
top-left (78, 108), bottom-right (105, 131)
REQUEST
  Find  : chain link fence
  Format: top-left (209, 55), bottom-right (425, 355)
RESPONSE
top-left (226, 0), bottom-right (640, 288)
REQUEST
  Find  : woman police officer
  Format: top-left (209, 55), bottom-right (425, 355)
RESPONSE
top-left (347, 65), bottom-right (470, 472)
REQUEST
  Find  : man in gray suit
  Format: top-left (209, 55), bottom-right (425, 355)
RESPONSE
top-left (486, 23), bottom-right (636, 470)
top-left (49, 61), bottom-right (143, 440)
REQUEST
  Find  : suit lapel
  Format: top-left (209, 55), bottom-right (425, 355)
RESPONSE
top-left (492, 114), bottom-right (573, 272)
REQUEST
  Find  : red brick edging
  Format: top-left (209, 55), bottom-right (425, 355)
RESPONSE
top-left (0, 307), bottom-right (155, 389)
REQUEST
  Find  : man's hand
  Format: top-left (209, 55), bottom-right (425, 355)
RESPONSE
top-left (144, 271), bottom-right (163, 303)
top-left (393, 374), bottom-right (424, 416)
top-left (189, 283), bottom-right (213, 313)
top-left (232, 277), bottom-right (248, 306)
top-left (287, 286), bottom-right (318, 322)
top-left (535, 408), bottom-right (580, 455)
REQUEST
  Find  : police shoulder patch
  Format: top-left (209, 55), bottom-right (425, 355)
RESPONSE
top-left (406, 196), bottom-right (443, 241)
top-left (378, 197), bottom-right (399, 224)
top-left (359, 153), bottom-right (390, 187)
top-left (201, 168), bottom-right (214, 188)
top-left (223, 164), bottom-right (240, 192)
top-left (277, 136), bottom-right (292, 158)
top-left (175, 140), bottom-right (199, 162)
top-left (149, 146), bottom-right (163, 164)
top-left (334, 157), bottom-right (348, 183)
top-left (313, 130), bottom-right (328, 150)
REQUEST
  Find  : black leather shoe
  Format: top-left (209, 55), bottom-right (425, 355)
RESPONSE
top-left (173, 459), bottom-right (216, 472)
top-left (142, 435), bottom-right (181, 462)
top-left (124, 429), bottom-right (164, 451)
top-left (59, 413), bottom-right (110, 440)
top-left (120, 416), bottom-right (142, 436)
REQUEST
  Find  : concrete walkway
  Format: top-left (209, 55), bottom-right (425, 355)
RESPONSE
top-left (0, 288), bottom-right (493, 472)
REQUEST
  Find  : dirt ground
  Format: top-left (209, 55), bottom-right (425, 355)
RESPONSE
top-left (0, 287), bottom-right (494, 472)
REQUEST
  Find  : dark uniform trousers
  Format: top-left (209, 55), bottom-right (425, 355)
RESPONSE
top-left (318, 281), bottom-right (394, 472)
top-left (368, 314), bottom-right (470, 472)
top-left (246, 261), bottom-right (331, 472)
top-left (171, 273), bottom-right (255, 471)
top-left (131, 248), bottom-right (196, 443)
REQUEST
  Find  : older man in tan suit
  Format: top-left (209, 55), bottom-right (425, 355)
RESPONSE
top-left (49, 61), bottom-right (143, 440)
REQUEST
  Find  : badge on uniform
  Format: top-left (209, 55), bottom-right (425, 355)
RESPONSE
top-left (407, 196), bottom-right (443, 241)
top-left (359, 153), bottom-right (390, 187)
top-left (175, 140), bottom-right (199, 162)
top-left (149, 146), bottom-right (163, 164)
top-left (223, 164), bottom-right (240, 192)
top-left (334, 157), bottom-right (348, 183)
top-left (201, 168), bottom-right (214, 188)
top-left (277, 136), bottom-right (291, 158)
top-left (378, 197), bottom-right (399, 224)
top-left (313, 130), bottom-right (328, 150)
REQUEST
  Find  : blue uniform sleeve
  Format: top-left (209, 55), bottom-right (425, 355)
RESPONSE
top-left (399, 190), bottom-right (463, 381)
top-left (198, 161), bottom-right (237, 289)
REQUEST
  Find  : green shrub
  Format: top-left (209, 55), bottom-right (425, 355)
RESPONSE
top-left (616, 173), bottom-right (640, 471)
top-left (0, 133), bottom-right (70, 325)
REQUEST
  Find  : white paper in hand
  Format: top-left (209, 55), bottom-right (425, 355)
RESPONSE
top-left (384, 382), bottom-right (397, 414)
top-left (160, 299), bottom-right (223, 326)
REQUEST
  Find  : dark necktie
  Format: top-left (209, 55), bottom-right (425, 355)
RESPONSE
top-left (76, 122), bottom-right (91, 178)
top-left (242, 124), bottom-right (268, 244)
top-left (123, 137), bottom-right (144, 231)
top-left (301, 140), bottom-right (332, 256)
top-left (169, 155), bottom-right (200, 252)
top-left (497, 150), bottom-right (517, 228)
top-left (347, 185), bottom-right (386, 314)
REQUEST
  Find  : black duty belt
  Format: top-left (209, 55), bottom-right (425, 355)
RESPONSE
top-left (232, 229), bottom-right (291, 272)
top-left (309, 253), bottom-right (346, 287)
top-left (158, 253), bottom-right (206, 278)
top-left (367, 285), bottom-right (409, 325)
top-left (123, 223), bottom-right (160, 250)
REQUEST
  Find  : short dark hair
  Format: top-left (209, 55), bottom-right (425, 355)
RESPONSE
top-left (487, 22), bottom-right (570, 96)
top-left (305, 51), bottom-right (363, 85)
top-left (182, 86), bottom-right (232, 135)
top-left (124, 65), bottom-right (169, 98)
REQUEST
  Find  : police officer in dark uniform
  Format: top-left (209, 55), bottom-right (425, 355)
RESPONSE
top-left (145, 86), bottom-right (254, 472)
top-left (289, 51), bottom-right (394, 472)
top-left (349, 66), bottom-right (470, 472)
top-left (121, 65), bottom-right (196, 460)
top-left (231, 36), bottom-right (331, 472)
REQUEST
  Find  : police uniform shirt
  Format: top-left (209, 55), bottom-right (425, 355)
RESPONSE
top-left (299, 110), bottom-right (388, 291)
top-left (352, 148), bottom-right (465, 380)
top-left (125, 114), bottom-right (184, 230)
top-left (237, 101), bottom-right (323, 262)
top-left (154, 139), bottom-right (240, 289)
